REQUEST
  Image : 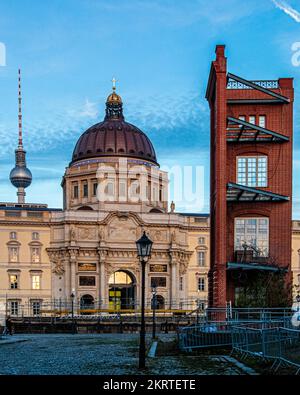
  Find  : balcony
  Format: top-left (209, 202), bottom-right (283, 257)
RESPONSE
top-left (227, 249), bottom-right (286, 273)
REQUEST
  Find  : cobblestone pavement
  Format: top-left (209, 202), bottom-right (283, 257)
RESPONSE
top-left (0, 334), bottom-right (248, 375)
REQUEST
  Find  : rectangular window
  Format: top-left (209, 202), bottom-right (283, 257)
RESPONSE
top-left (10, 231), bottom-right (17, 240)
top-left (73, 185), bottom-right (79, 199)
top-left (8, 247), bottom-right (19, 263)
top-left (32, 301), bottom-right (40, 316)
top-left (119, 181), bottom-right (126, 199)
top-left (238, 115), bottom-right (246, 121)
top-left (32, 232), bottom-right (39, 240)
top-left (249, 115), bottom-right (256, 124)
top-left (10, 275), bottom-right (18, 289)
top-left (83, 183), bottom-right (88, 198)
top-left (10, 301), bottom-right (19, 316)
top-left (235, 217), bottom-right (269, 257)
top-left (93, 182), bottom-right (98, 196)
top-left (151, 277), bottom-right (167, 288)
top-left (107, 181), bottom-right (114, 198)
top-left (79, 276), bottom-right (96, 286)
top-left (237, 156), bottom-right (267, 187)
top-left (32, 275), bottom-right (41, 290)
top-left (198, 277), bottom-right (205, 291)
top-left (198, 237), bottom-right (205, 245)
top-left (258, 115), bottom-right (266, 128)
top-left (198, 251), bottom-right (206, 267)
top-left (31, 247), bottom-right (41, 263)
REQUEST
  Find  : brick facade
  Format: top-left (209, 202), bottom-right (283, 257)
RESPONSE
top-left (206, 45), bottom-right (293, 307)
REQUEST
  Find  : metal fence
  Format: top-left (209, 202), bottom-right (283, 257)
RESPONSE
top-left (231, 325), bottom-right (300, 374)
top-left (178, 318), bottom-right (293, 351)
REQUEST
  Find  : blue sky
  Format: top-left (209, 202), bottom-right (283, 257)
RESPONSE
top-left (0, 0), bottom-right (300, 215)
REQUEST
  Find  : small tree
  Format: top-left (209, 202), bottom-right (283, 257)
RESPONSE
top-left (235, 271), bottom-right (292, 308)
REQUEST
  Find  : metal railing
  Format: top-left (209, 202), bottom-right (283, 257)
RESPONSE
top-left (227, 79), bottom-right (279, 90)
top-left (231, 325), bottom-right (300, 374)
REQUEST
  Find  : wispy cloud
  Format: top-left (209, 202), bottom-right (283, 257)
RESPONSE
top-left (78, 99), bottom-right (99, 118)
top-left (272, 0), bottom-right (300, 22)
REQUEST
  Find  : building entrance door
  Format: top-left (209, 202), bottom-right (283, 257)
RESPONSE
top-left (108, 270), bottom-right (136, 310)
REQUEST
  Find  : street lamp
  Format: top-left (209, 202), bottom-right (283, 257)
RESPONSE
top-left (151, 285), bottom-right (157, 340)
top-left (70, 291), bottom-right (75, 334)
top-left (136, 231), bottom-right (153, 369)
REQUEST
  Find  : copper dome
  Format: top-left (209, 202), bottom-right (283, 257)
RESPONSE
top-left (71, 90), bottom-right (158, 166)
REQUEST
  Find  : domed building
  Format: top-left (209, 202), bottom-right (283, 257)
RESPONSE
top-left (47, 86), bottom-right (209, 311)
top-left (0, 79), bottom-right (210, 323)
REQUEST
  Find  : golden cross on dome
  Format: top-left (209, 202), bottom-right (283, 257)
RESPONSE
top-left (112, 77), bottom-right (117, 91)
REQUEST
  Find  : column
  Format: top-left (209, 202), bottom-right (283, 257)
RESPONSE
top-left (171, 262), bottom-right (178, 309)
top-left (100, 260), bottom-right (106, 309)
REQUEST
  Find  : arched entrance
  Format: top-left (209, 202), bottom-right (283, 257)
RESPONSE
top-left (156, 295), bottom-right (165, 310)
top-left (108, 270), bottom-right (136, 310)
top-left (80, 294), bottom-right (94, 313)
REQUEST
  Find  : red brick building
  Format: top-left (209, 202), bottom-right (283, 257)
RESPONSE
top-left (206, 45), bottom-right (293, 308)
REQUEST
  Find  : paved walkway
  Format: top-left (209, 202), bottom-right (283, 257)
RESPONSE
top-left (0, 334), bottom-right (251, 375)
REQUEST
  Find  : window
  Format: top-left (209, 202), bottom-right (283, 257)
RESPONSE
top-left (10, 275), bottom-right (18, 289)
top-left (198, 277), bottom-right (205, 291)
top-left (32, 301), bottom-right (40, 316)
top-left (32, 275), bottom-right (41, 290)
top-left (32, 232), bottom-right (39, 240)
top-left (238, 115), bottom-right (246, 121)
top-left (198, 251), bottom-right (206, 267)
top-left (235, 218), bottom-right (269, 256)
top-left (10, 231), bottom-right (17, 240)
top-left (10, 301), bottom-right (19, 316)
top-left (249, 115), bottom-right (256, 124)
top-left (83, 183), bottom-right (88, 198)
top-left (198, 237), bottom-right (205, 245)
top-left (106, 181), bottom-right (114, 198)
top-left (8, 246), bottom-right (19, 263)
top-left (79, 276), bottom-right (96, 286)
top-left (31, 247), bottom-right (41, 263)
top-left (151, 277), bottom-right (167, 288)
top-left (73, 185), bottom-right (79, 199)
top-left (237, 156), bottom-right (267, 187)
top-left (259, 115), bottom-right (266, 128)
top-left (93, 182), bottom-right (98, 196)
top-left (179, 277), bottom-right (183, 291)
top-left (119, 181), bottom-right (126, 199)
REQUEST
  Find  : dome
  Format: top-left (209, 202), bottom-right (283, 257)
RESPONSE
top-left (10, 165), bottom-right (32, 188)
top-left (71, 89), bottom-right (158, 166)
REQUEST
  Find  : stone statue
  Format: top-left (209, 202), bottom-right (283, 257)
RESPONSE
top-left (170, 200), bottom-right (175, 213)
top-left (70, 226), bottom-right (76, 241)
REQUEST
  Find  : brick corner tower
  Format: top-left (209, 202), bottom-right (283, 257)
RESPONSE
top-left (206, 45), bottom-right (293, 308)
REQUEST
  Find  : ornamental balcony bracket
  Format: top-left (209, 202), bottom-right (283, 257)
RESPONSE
top-left (226, 116), bottom-right (289, 143)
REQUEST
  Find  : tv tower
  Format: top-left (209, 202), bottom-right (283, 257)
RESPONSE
top-left (9, 69), bottom-right (32, 203)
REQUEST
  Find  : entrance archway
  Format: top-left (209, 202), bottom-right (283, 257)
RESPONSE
top-left (108, 270), bottom-right (136, 310)
top-left (80, 294), bottom-right (94, 313)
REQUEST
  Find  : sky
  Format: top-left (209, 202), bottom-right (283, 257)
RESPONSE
top-left (0, 0), bottom-right (300, 215)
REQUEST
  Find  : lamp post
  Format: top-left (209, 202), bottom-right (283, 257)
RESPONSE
top-left (70, 291), bottom-right (75, 334)
top-left (151, 285), bottom-right (157, 340)
top-left (136, 231), bottom-right (153, 369)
